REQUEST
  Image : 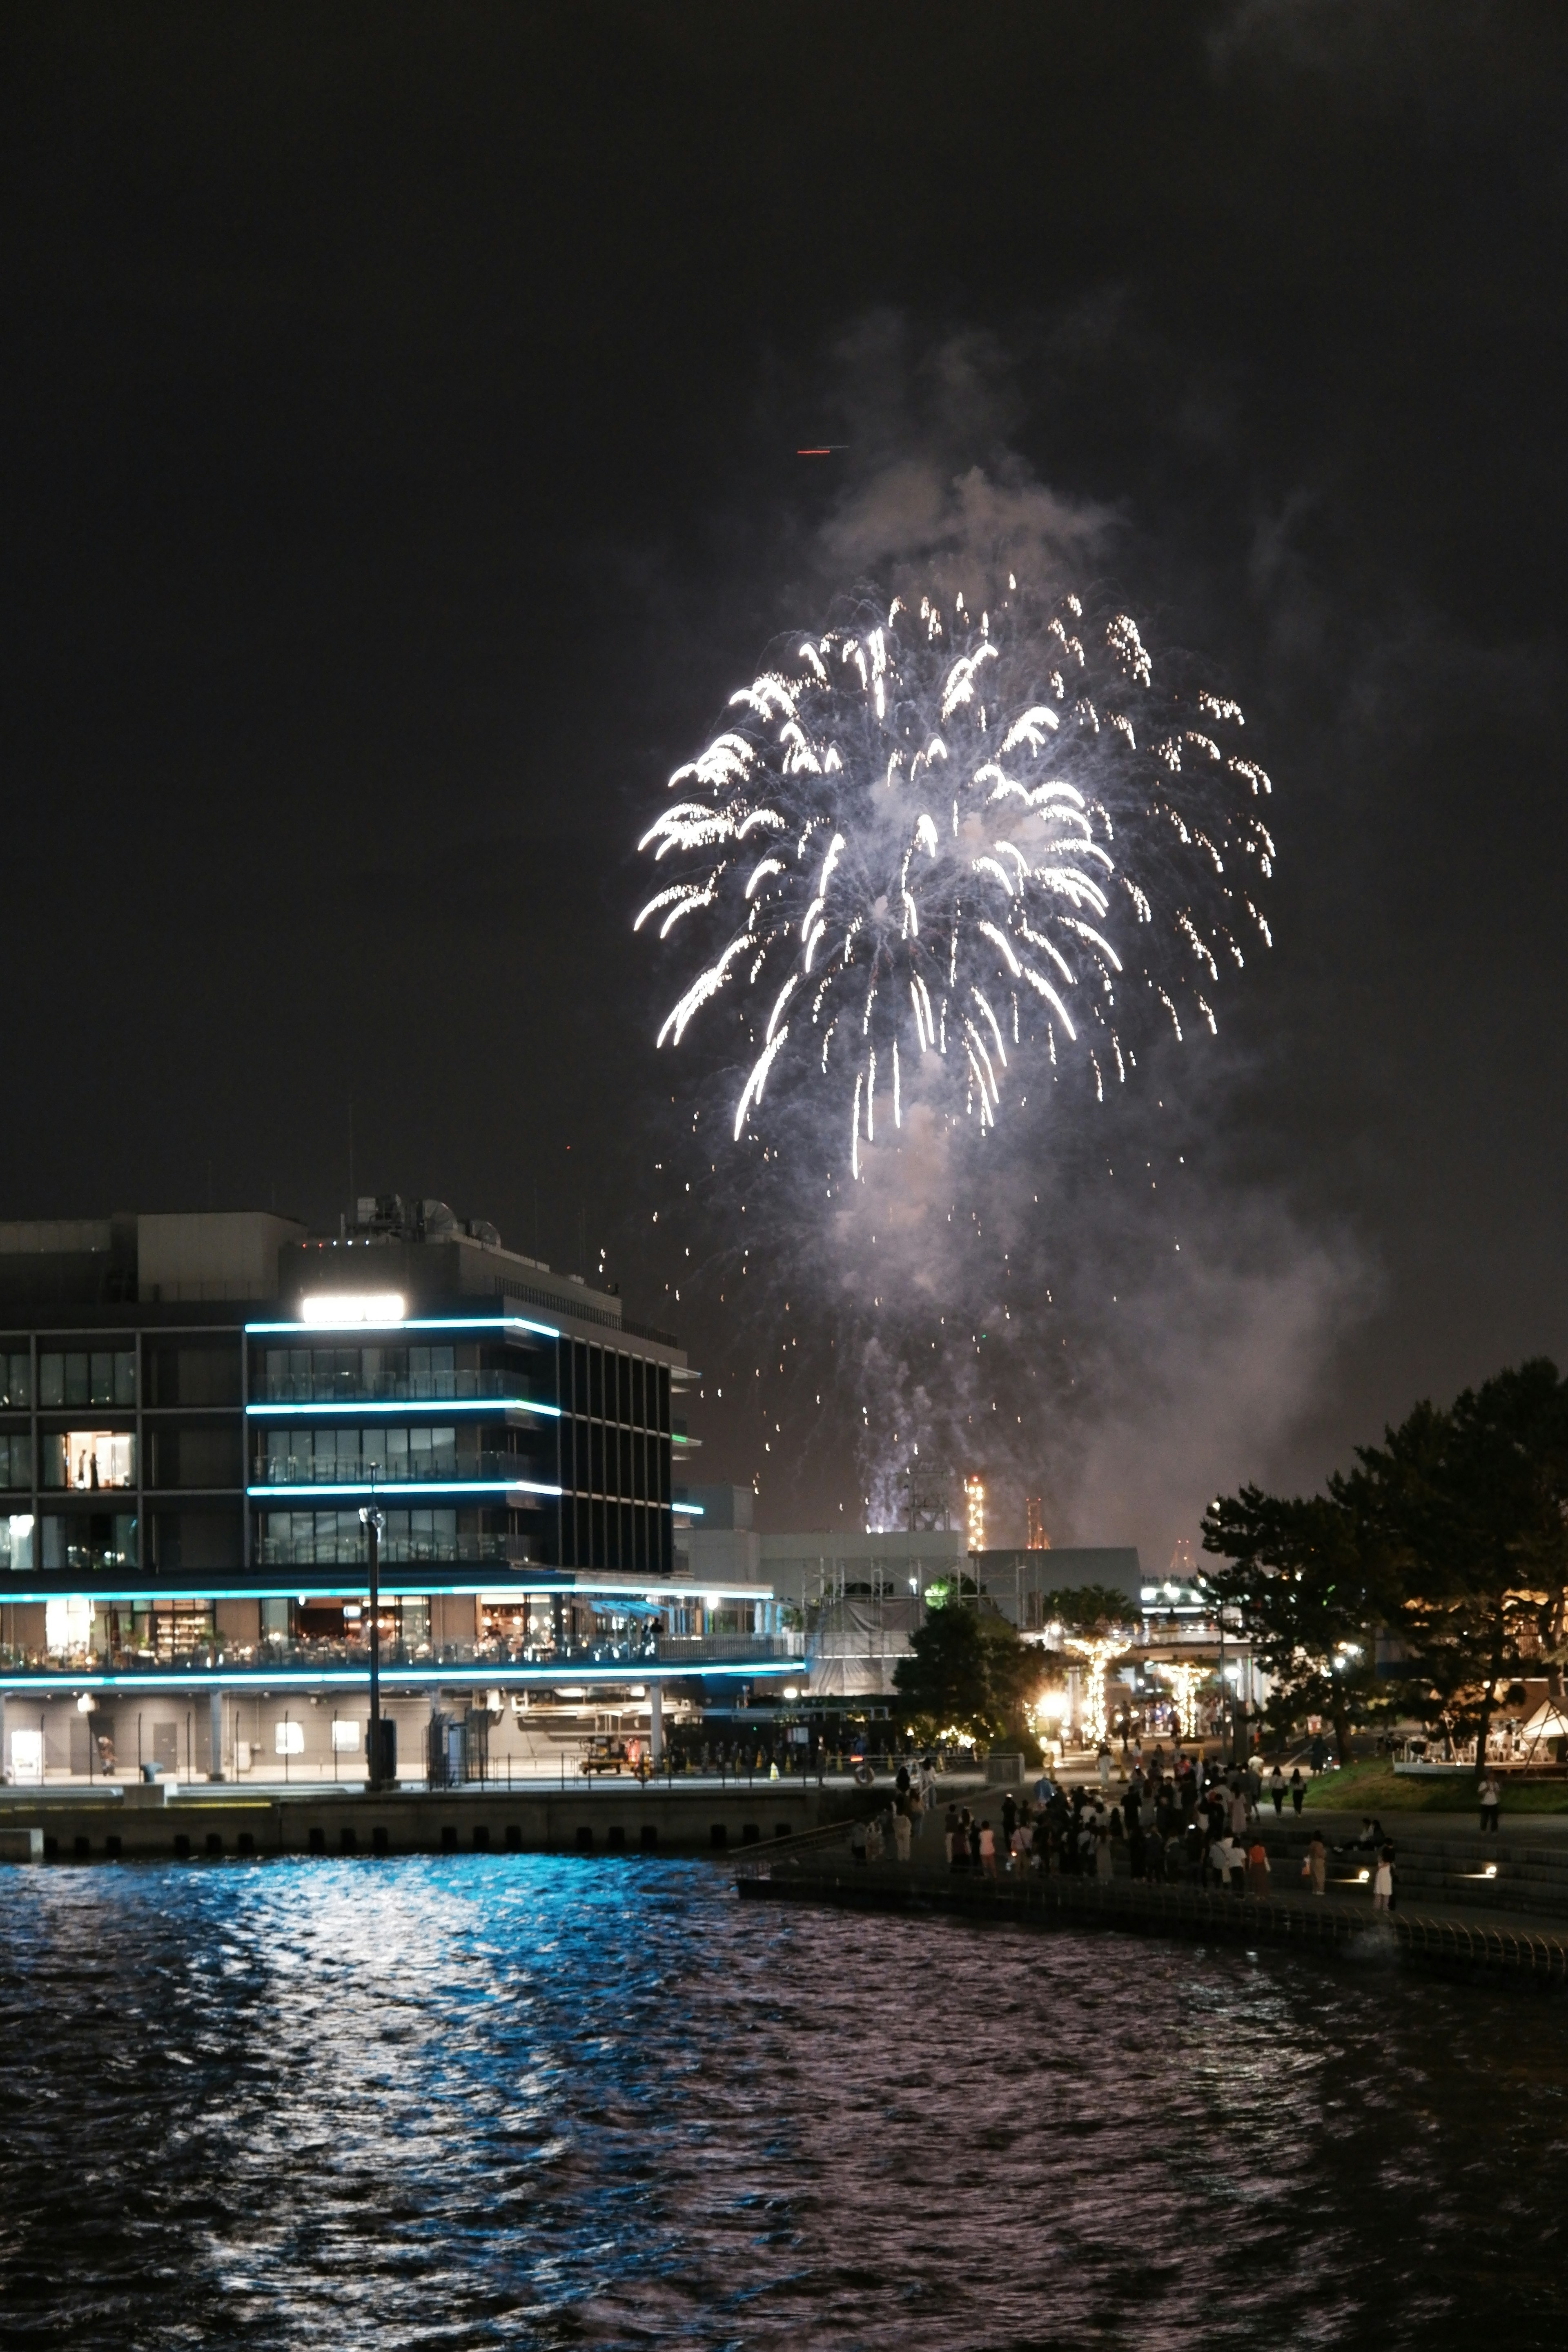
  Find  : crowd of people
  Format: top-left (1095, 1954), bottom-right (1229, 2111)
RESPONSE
top-left (844, 1746), bottom-right (1394, 1904)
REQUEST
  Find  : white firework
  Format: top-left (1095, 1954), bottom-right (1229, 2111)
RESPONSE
top-left (636, 585), bottom-right (1273, 1170)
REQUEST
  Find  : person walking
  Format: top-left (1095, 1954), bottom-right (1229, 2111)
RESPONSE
top-left (1290, 1768), bottom-right (1305, 1817)
top-left (1306, 1831), bottom-right (1327, 1896)
top-left (1478, 1771), bottom-right (1501, 1833)
top-left (1270, 1765), bottom-right (1285, 1816)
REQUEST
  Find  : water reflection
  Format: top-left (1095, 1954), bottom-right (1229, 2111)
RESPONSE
top-left (0, 1858), bottom-right (1564, 2346)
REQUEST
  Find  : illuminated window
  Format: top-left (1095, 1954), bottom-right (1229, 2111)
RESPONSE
top-left (45, 1595), bottom-right (93, 1655)
top-left (9, 1727), bottom-right (43, 1784)
top-left (45, 1431), bottom-right (136, 1491)
top-left (0, 1512), bottom-right (35, 1570)
top-left (274, 1719), bottom-right (306, 1755)
top-left (331, 1720), bottom-right (362, 1753)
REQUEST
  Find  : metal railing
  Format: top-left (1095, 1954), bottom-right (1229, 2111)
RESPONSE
top-left (254, 1372), bottom-right (542, 1405)
top-left (253, 1450), bottom-right (539, 1486)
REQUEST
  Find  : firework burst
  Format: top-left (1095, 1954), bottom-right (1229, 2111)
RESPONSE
top-left (637, 582), bottom-right (1272, 1175)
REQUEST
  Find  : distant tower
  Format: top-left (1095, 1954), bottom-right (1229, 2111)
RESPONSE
top-left (1026, 1496), bottom-right (1049, 1551)
top-left (964, 1473), bottom-right (985, 1553)
top-left (1169, 1536), bottom-right (1197, 1580)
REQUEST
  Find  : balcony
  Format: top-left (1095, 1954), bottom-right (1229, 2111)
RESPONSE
top-left (251, 1370), bottom-right (548, 1406)
top-left (0, 1630), bottom-right (805, 1678)
top-left (256, 1531), bottom-right (520, 1568)
top-left (253, 1452), bottom-right (551, 1490)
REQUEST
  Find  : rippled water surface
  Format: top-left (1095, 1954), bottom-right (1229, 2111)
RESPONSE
top-left (2, 1855), bottom-right (1566, 2348)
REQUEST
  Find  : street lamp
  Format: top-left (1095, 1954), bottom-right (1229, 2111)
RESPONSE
top-left (359, 1487), bottom-right (386, 1794)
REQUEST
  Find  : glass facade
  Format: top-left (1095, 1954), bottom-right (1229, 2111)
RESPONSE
top-left (0, 1285), bottom-right (790, 1719)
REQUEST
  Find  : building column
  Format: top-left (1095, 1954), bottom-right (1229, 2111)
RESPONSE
top-left (648, 1682), bottom-right (663, 1769)
top-left (0, 1690), bottom-right (6, 1783)
top-left (208, 1688), bottom-right (225, 1782)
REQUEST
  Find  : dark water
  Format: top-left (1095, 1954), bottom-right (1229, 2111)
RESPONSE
top-left (1, 1857), bottom-right (1564, 2348)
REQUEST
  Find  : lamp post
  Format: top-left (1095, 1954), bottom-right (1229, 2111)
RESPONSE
top-left (359, 1487), bottom-right (385, 1794)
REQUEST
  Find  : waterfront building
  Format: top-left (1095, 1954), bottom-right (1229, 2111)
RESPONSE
top-left (0, 1203), bottom-right (797, 1784)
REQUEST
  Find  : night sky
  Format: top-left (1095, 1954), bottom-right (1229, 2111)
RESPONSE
top-left (3, 5), bottom-right (1565, 1556)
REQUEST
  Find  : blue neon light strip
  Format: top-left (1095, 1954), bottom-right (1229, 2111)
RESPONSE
top-left (247, 1479), bottom-right (563, 1501)
top-left (0, 1659), bottom-right (796, 1692)
top-left (245, 1398), bottom-right (561, 1419)
top-left (245, 1314), bottom-right (559, 1339)
top-left (0, 1575), bottom-right (766, 1604)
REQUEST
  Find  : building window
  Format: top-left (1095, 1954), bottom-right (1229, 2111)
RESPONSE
top-left (44, 1431), bottom-right (135, 1491)
top-left (38, 1350), bottom-right (134, 1409)
top-left (0, 1352), bottom-right (31, 1408)
top-left (41, 1512), bottom-right (137, 1573)
top-left (0, 1512), bottom-right (35, 1571)
top-left (261, 1425), bottom-right (459, 1483)
top-left (45, 1594), bottom-right (94, 1657)
top-left (0, 1433), bottom-right (31, 1488)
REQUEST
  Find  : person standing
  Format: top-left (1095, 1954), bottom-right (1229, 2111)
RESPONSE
top-left (1001, 1789), bottom-right (1018, 1848)
top-left (1270, 1766), bottom-right (1286, 1816)
top-left (1290, 1768), bottom-right (1305, 1817)
top-left (1246, 1838), bottom-right (1271, 1897)
top-left (944, 1804), bottom-right (960, 1866)
top-left (1097, 1742), bottom-right (1113, 1792)
top-left (894, 1805), bottom-right (912, 1864)
top-left (1478, 1771), bottom-right (1501, 1833)
top-left (979, 1820), bottom-right (998, 1878)
top-left (1096, 1825), bottom-right (1114, 1880)
top-left (1307, 1831), bottom-right (1327, 1896)
top-left (1372, 1848), bottom-right (1393, 1911)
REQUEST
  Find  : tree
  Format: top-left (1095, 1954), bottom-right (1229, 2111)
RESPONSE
top-left (1350, 1361), bottom-right (1568, 1763)
top-left (1201, 1488), bottom-right (1385, 1764)
top-left (893, 1601), bottom-right (1039, 1747)
top-left (1036, 1585), bottom-right (1136, 1636)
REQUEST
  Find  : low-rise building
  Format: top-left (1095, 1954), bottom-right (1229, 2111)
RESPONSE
top-left (0, 1202), bottom-right (797, 1784)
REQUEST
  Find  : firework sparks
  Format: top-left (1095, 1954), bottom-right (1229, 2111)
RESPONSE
top-left (637, 586), bottom-right (1273, 1172)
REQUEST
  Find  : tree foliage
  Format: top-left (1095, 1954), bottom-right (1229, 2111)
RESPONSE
top-left (893, 1602), bottom-right (1040, 1746)
top-left (1200, 1489), bottom-right (1383, 1764)
top-left (1037, 1585), bottom-right (1137, 1636)
top-left (1204, 1358), bottom-right (1568, 1764)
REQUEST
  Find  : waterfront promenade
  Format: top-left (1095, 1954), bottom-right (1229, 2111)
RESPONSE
top-left (736, 1806), bottom-right (1568, 1982)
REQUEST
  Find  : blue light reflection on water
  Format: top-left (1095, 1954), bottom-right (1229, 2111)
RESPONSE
top-left (1, 1855), bottom-right (1566, 2349)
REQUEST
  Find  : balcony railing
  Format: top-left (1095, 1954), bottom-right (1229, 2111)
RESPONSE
top-left (254, 1452), bottom-right (545, 1488)
top-left (252, 1371), bottom-right (547, 1406)
top-left (0, 1630), bottom-right (805, 1676)
top-left (256, 1533), bottom-right (519, 1567)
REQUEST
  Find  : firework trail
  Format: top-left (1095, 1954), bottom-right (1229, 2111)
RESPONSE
top-left (637, 583), bottom-right (1273, 1172)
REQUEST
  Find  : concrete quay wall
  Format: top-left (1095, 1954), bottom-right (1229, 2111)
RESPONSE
top-left (0, 1782), bottom-right (862, 1864)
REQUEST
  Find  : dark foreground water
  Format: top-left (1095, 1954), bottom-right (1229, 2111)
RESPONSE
top-left (1, 1858), bottom-right (1564, 2349)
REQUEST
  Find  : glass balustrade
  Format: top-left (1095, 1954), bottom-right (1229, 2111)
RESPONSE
top-left (253, 1370), bottom-right (543, 1404)
top-left (253, 1452), bottom-right (544, 1488)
